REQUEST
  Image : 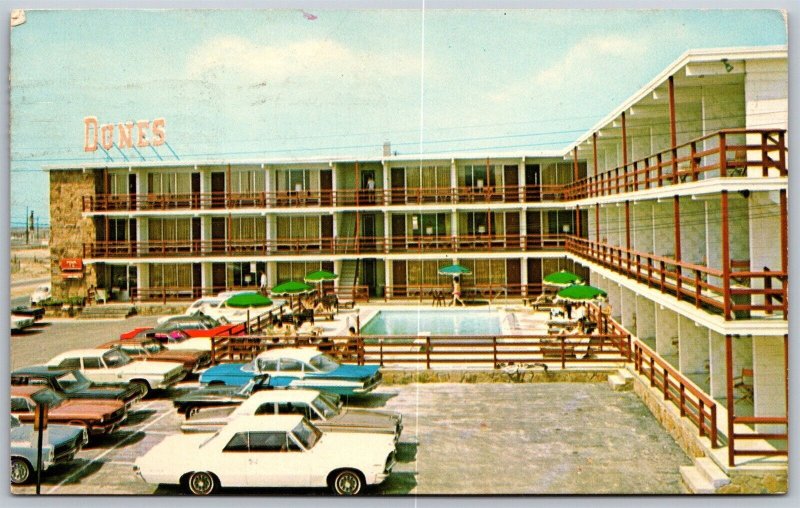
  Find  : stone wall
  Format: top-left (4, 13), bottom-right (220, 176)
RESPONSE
top-left (718, 469), bottom-right (787, 494)
top-left (49, 170), bottom-right (97, 300)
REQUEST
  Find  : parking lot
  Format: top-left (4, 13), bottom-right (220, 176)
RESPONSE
top-left (11, 317), bottom-right (691, 495)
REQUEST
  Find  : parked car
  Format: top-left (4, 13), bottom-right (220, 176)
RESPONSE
top-left (181, 389), bottom-right (403, 443)
top-left (156, 298), bottom-right (224, 325)
top-left (10, 415), bottom-right (88, 485)
top-left (11, 305), bottom-right (45, 321)
top-left (11, 366), bottom-right (143, 408)
top-left (199, 347), bottom-right (382, 396)
top-left (11, 314), bottom-right (35, 332)
top-left (156, 314), bottom-right (222, 331)
top-left (121, 327), bottom-right (215, 352)
top-left (173, 374), bottom-right (283, 417)
top-left (30, 284), bottom-right (51, 305)
top-left (45, 348), bottom-right (186, 397)
top-left (99, 337), bottom-right (211, 374)
top-left (11, 386), bottom-right (127, 436)
top-left (133, 415), bottom-right (396, 495)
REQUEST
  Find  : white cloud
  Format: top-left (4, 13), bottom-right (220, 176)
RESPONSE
top-left (187, 36), bottom-right (422, 82)
top-left (488, 34), bottom-right (649, 103)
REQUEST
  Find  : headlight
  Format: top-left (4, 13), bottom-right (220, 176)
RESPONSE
top-left (99, 416), bottom-right (104, 423)
top-left (47, 447), bottom-right (55, 462)
top-left (82, 429), bottom-right (89, 444)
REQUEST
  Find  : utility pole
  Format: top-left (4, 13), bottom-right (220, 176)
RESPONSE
top-left (30, 210), bottom-right (35, 244)
top-left (25, 206), bottom-right (29, 245)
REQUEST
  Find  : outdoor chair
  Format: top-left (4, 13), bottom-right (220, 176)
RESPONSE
top-left (734, 367), bottom-right (754, 404)
top-left (530, 294), bottom-right (555, 311)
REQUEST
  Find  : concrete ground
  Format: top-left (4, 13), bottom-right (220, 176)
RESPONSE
top-left (10, 316), bottom-right (691, 495)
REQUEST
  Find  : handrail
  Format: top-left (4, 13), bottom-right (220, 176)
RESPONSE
top-left (81, 129), bottom-right (787, 212)
top-left (633, 338), bottom-right (718, 448)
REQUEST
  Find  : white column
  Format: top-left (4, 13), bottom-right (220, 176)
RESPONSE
top-left (518, 159), bottom-right (525, 202)
top-left (753, 336), bottom-right (787, 434)
top-left (654, 306), bottom-right (678, 358)
top-left (450, 159), bottom-right (457, 202)
top-left (678, 314), bottom-right (708, 375)
top-left (264, 164), bottom-right (271, 203)
top-left (331, 163), bottom-right (338, 205)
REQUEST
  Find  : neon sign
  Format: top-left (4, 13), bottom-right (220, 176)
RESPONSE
top-left (84, 117), bottom-right (166, 152)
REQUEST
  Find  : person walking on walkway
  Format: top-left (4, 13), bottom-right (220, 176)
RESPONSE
top-left (452, 276), bottom-right (465, 307)
top-left (259, 271), bottom-right (267, 295)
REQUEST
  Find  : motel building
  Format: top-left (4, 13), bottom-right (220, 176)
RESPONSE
top-left (46, 47), bottom-right (787, 489)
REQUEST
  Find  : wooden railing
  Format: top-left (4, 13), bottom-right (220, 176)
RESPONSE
top-left (83, 130), bottom-right (786, 213)
top-left (128, 285), bottom-right (369, 303)
top-left (633, 339), bottom-right (718, 449)
top-left (384, 282), bottom-right (538, 301)
top-left (209, 332), bottom-right (632, 368)
top-left (728, 415), bottom-right (788, 465)
top-left (84, 234), bottom-right (567, 258)
top-left (566, 129), bottom-right (787, 200)
top-left (565, 236), bottom-right (787, 320)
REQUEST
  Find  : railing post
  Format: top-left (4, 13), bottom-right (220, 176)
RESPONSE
top-left (379, 338), bottom-right (384, 367)
top-left (649, 357), bottom-right (655, 387)
top-left (679, 384), bottom-right (686, 417)
top-left (663, 370), bottom-right (669, 401)
top-left (699, 400), bottom-right (705, 437)
top-left (425, 336), bottom-right (431, 369)
top-left (710, 405), bottom-right (718, 448)
top-left (560, 338), bottom-right (566, 369)
top-left (690, 141), bottom-right (698, 180)
top-left (719, 132), bottom-right (727, 177)
top-left (492, 336), bottom-right (498, 368)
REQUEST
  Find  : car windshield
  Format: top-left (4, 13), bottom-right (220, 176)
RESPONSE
top-left (143, 341), bottom-right (164, 354)
top-left (55, 371), bottom-right (92, 393)
top-left (103, 349), bottom-right (132, 368)
top-left (237, 374), bottom-right (268, 395)
top-left (292, 419), bottom-right (321, 449)
top-left (308, 354), bottom-right (339, 373)
top-left (31, 389), bottom-right (65, 408)
top-left (311, 395), bottom-right (339, 419)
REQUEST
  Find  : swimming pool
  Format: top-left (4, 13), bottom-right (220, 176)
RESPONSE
top-left (361, 309), bottom-right (502, 336)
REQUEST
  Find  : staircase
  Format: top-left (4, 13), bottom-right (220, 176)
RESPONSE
top-left (680, 457), bottom-right (731, 494)
top-left (607, 367), bottom-right (635, 391)
top-left (77, 304), bottom-right (136, 320)
top-left (340, 260), bottom-right (359, 298)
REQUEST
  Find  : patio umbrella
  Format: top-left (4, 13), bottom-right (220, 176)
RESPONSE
top-left (543, 270), bottom-right (583, 287)
top-left (225, 293), bottom-right (273, 308)
top-left (304, 270), bottom-right (338, 283)
top-left (556, 284), bottom-right (607, 302)
top-left (438, 264), bottom-right (472, 276)
top-left (270, 280), bottom-right (315, 308)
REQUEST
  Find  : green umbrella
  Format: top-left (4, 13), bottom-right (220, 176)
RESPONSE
top-left (438, 264), bottom-right (472, 276)
top-left (557, 284), bottom-right (607, 302)
top-left (270, 281), bottom-right (314, 295)
top-left (544, 270), bottom-right (583, 287)
top-left (225, 293), bottom-right (273, 308)
top-left (304, 270), bottom-right (339, 283)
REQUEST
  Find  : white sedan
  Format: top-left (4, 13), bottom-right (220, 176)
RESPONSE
top-left (156, 297), bottom-right (223, 325)
top-left (134, 415), bottom-right (395, 495)
top-left (11, 314), bottom-right (35, 332)
top-left (45, 348), bottom-right (186, 397)
top-left (30, 284), bottom-right (51, 305)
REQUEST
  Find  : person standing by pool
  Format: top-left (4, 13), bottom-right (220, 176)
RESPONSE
top-left (259, 271), bottom-right (267, 295)
top-left (452, 276), bottom-right (465, 306)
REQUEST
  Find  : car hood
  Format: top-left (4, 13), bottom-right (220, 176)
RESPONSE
top-left (325, 408), bottom-right (400, 431)
top-left (310, 364), bottom-right (381, 380)
top-left (119, 360), bottom-right (184, 375)
top-left (200, 362), bottom-right (248, 380)
top-left (69, 384), bottom-right (139, 400)
top-left (155, 350), bottom-right (205, 364)
top-left (137, 433), bottom-right (209, 467)
top-left (316, 431), bottom-right (395, 458)
top-left (174, 385), bottom-right (244, 403)
top-left (52, 399), bottom-right (124, 419)
top-left (11, 423), bottom-right (85, 448)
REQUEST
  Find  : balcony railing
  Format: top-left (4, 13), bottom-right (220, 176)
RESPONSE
top-left (565, 236), bottom-right (787, 320)
top-left (128, 284), bottom-right (369, 303)
top-left (82, 130), bottom-right (786, 213)
top-left (83, 234), bottom-right (567, 258)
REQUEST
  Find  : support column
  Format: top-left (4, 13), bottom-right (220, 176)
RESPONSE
top-left (450, 159), bottom-right (457, 202)
top-left (382, 162), bottom-right (389, 205)
top-left (330, 163), bottom-right (338, 206)
top-left (592, 133), bottom-right (599, 176)
top-left (625, 200), bottom-right (631, 270)
top-left (572, 147), bottom-right (579, 182)
top-left (264, 164), bottom-right (271, 205)
top-left (668, 76), bottom-right (678, 182)
top-left (721, 191), bottom-right (731, 320)
top-left (595, 204), bottom-right (600, 243)
top-left (725, 334), bottom-right (735, 467)
top-left (674, 195), bottom-right (682, 299)
top-left (621, 111), bottom-right (628, 168)
top-left (780, 189), bottom-right (788, 313)
top-left (518, 159), bottom-right (525, 202)
top-left (575, 205), bottom-right (581, 238)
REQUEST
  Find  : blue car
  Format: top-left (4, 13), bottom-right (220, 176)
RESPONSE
top-left (200, 347), bottom-right (382, 396)
top-left (10, 415), bottom-right (88, 485)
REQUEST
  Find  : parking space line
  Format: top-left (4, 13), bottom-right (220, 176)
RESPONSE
top-left (47, 403), bottom-right (172, 495)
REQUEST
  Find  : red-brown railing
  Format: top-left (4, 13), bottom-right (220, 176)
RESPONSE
top-left (566, 236), bottom-right (787, 320)
top-left (566, 129), bottom-right (787, 200)
top-left (728, 415), bottom-right (788, 465)
top-left (633, 339), bottom-right (718, 449)
top-left (84, 234), bottom-right (567, 258)
top-left (384, 282), bottom-right (537, 301)
top-left (128, 285), bottom-right (368, 303)
top-left (82, 130), bottom-right (786, 212)
top-left (210, 333), bottom-right (632, 368)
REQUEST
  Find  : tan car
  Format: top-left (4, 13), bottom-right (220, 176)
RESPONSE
top-left (11, 386), bottom-right (127, 436)
top-left (99, 338), bottom-right (211, 374)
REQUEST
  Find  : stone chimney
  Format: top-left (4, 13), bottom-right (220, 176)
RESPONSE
top-left (383, 141), bottom-right (391, 157)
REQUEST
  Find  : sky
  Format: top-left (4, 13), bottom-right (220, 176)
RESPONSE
top-left (8, 8), bottom-right (787, 226)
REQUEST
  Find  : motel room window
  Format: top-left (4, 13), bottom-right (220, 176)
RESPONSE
top-left (230, 169), bottom-right (265, 195)
top-left (276, 216), bottom-right (320, 239)
top-left (463, 164), bottom-right (500, 189)
top-left (149, 264), bottom-right (192, 289)
top-left (148, 218), bottom-right (191, 242)
top-left (406, 259), bottom-right (451, 286)
top-left (109, 173), bottom-right (128, 195)
top-left (405, 165), bottom-right (450, 190)
top-left (277, 169), bottom-right (319, 192)
top-left (462, 259), bottom-right (506, 286)
top-left (462, 212), bottom-right (498, 236)
top-left (108, 219), bottom-right (130, 241)
top-left (276, 262), bottom-right (322, 284)
top-left (231, 217), bottom-right (266, 241)
top-left (227, 261), bottom-right (265, 287)
top-left (147, 172), bottom-right (191, 195)
top-left (410, 213), bottom-right (447, 237)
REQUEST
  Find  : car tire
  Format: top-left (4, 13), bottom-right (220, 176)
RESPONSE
top-left (185, 406), bottom-right (198, 419)
top-left (186, 471), bottom-right (217, 495)
top-left (11, 457), bottom-right (32, 485)
top-left (330, 469), bottom-right (363, 495)
top-left (131, 380), bottom-right (150, 398)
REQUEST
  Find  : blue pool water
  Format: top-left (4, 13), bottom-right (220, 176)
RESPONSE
top-left (361, 310), bottom-right (502, 336)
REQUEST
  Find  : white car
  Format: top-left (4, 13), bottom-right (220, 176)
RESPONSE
top-left (45, 348), bottom-right (186, 397)
top-left (181, 389), bottom-right (403, 443)
top-left (30, 284), bottom-right (51, 305)
top-left (156, 297), bottom-right (224, 325)
top-left (134, 415), bottom-right (395, 495)
top-left (11, 314), bottom-right (35, 332)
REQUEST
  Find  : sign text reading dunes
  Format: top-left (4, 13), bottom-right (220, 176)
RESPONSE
top-left (84, 117), bottom-right (166, 152)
